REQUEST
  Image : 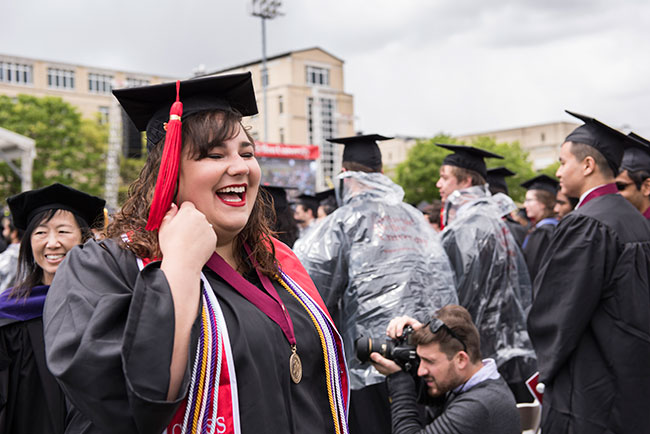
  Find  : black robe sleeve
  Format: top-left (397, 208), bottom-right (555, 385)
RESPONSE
top-left (527, 215), bottom-right (618, 384)
top-left (523, 224), bottom-right (555, 286)
top-left (43, 240), bottom-right (201, 434)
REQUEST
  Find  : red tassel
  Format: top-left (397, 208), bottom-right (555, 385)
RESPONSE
top-left (146, 81), bottom-right (183, 231)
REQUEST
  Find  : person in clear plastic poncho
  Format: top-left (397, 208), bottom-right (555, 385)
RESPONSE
top-left (294, 134), bottom-right (457, 434)
top-left (436, 144), bottom-right (537, 403)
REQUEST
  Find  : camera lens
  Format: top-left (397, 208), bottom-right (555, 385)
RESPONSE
top-left (355, 336), bottom-right (374, 363)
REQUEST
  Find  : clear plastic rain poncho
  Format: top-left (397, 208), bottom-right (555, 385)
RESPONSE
top-left (441, 184), bottom-right (536, 384)
top-left (294, 171), bottom-right (457, 389)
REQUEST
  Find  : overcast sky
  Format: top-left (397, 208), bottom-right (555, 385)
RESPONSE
top-left (2, 0), bottom-right (649, 139)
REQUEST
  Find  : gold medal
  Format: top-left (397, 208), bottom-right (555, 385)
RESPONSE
top-left (289, 345), bottom-right (302, 384)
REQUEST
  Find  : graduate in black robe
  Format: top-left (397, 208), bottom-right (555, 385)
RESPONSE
top-left (43, 74), bottom-right (349, 434)
top-left (0, 183), bottom-right (105, 434)
top-left (528, 111), bottom-right (650, 434)
top-left (615, 132), bottom-right (650, 219)
top-left (520, 175), bottom-right (559, 285)
top-left (260, 185), bottom-right (299, 247)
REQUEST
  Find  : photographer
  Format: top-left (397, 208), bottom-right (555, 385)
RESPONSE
top-left (370, 305), bottom-right (520, 434)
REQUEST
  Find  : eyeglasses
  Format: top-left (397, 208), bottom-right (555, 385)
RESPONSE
top-left (427, 318), bottom-right (467, 353)
top-left (616, 182), bottom-right (633, 191)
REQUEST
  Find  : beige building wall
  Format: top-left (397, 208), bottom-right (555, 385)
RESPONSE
top-left (212, 47), bottom-right (355, 190)
top-left (379, 136), bottom-right (423, 176)
top-left (457, 122), bottom-right (579, 170)
top-left (0, 53), bottom-right (173, 122)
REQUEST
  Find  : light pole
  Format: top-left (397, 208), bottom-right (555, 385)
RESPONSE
top-left (250, 0), bottom-right (283, 143)
top-left (104, 79), bottom-right (124, 210)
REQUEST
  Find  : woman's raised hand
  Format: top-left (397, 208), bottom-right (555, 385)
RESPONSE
top-left (159, 202), bottom-right (217, 271)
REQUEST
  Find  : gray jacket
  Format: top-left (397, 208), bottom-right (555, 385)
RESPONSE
top-left (386, 370), bottom-right (520, 434)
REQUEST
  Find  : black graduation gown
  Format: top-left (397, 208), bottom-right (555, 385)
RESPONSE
top-left (528, 194), bottom-right (650, 434)
top-left (504, 216), bottom-right (527, 247)
top-left (0, 316), bottom-right (66, 434)
top-left (522, 222), bottom-right (556, 286)
top-left (43, 239), bottom-right (335, 434)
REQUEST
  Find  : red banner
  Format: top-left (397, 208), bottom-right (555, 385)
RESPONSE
top-left (255, 142), bottom-right (320, 160)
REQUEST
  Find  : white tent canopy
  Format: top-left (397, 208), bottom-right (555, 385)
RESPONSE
top-left (0, 126), bottom-right (35, 192)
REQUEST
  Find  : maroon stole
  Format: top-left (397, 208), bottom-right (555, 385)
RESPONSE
top-left (578, 183), bottom-right (618, 208)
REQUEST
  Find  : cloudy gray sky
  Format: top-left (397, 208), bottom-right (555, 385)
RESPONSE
top-left (2, 0), bottom-right (649, 138)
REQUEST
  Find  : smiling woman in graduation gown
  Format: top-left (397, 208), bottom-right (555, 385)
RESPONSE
top-left (0, 183), bottom-right (105, 434)
top-left (43, 74), bottom-right (349, 434)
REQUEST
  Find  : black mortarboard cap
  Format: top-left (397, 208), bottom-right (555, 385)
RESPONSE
top-left (564, 110), bottom-right (633, 176)
top-left (437, 144), bottom-right (504, 179)
top-left (7, 183), bottom-right (106, 230)
top-left (486, 167), bottom-right (515, 194)
top-left (621, 132), bottom-right (650, 173)
top-left (113, 73), bottom-right (258, 150)
top-left (260, 185), bottom-right (296, 210)
top-left (520, 174), bottom-right (559, 193)
top-left (314, 189), bottom-right (335, 203)
top-left (629, 132), bottom-right (650, 147)
top-left (328, 134), bottom-right (392, 170)
top-left (296, 193), bottom-right (319, 213)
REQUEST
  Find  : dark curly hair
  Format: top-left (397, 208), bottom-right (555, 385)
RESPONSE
top-left (107, 110), bottom-right (279, 277)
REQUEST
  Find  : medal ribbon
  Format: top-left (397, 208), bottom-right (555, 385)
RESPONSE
top-left (204, 251), bottom-right (296, 346)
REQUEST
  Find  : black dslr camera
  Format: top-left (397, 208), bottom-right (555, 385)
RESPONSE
top-left (355, 326), bottom-right (419, 373)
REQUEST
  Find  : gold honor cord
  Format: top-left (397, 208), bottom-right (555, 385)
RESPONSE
top-left (275, 276), bottom-right (342, 434)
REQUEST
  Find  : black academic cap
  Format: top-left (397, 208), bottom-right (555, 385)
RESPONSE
top-left (260, 185), bottom-right (296, 210)
top-left (486, 167), bottom-right (515, 195)
top-left (621, 133), bottom-right (650, 173)
top-left (113, 73), bottom-right (258, 150)
top-left (296, 193), bottom-right (319, 213)
top-left (328, 134), bottom-right (392, 170)
top-left (564, 110), bottom-right (633, 176)
top-left (437, 144), bottom-right (504, 179)
top-left (315, 189), bottom-right (335, 203)
top-left (520, 174), bottom-right (559, 194)
top-left (7, 183), bottom-right (106, 230)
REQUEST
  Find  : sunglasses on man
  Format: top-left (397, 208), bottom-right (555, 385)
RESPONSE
top-left (426, 318), bottom-right (467, 353)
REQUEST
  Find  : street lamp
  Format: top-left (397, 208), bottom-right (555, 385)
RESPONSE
top-left (250, 0), bottom-right (283, 143)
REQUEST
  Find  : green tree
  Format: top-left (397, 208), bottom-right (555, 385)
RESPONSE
top-left (394, 134), bottom-right (459, 204)
top-left (0, 94), bottom-right (107, 201)
top-left (118, 155), bottom-right (146, 205)
top-left (393, 135), bottom-right (537, 204)
top-left (538, 161), bottom-right (560, 179)
top-left (468, 136), bottom-right (536, 203)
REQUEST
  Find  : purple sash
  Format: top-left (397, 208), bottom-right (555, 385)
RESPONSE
top-left (0, 285), bottom-right (50, 323)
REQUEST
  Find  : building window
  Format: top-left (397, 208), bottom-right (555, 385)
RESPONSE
top-left (279, 128), bottom-right (285, 144)
top-left (306, 66), bottom-right (329, 86)
top-left (307, 96), bottom-right (337, 181)
top-left (0, 61), bottom-right (33, 85)
top-left (98, 106), bottom-right (110, 124)
top-left (47, 67), bottom-right (75, 90)
top-left (126, 77), bottom-right (150, 88)
top-left (278, 95), bottom-right (284, 114)
top-left (540, 132), bottom-right (546, 142)
top-left (88, 73), bottom-right (113, 94)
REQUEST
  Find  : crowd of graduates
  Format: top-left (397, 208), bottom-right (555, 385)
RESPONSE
top-left (0, 71), bottom-right (649, 434)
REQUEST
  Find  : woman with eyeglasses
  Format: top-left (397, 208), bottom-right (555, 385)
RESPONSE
top-left (521, 175), bottom-right (560, 284)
